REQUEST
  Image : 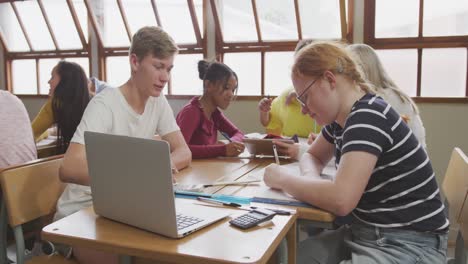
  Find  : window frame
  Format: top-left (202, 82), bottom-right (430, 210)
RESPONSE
top-left (364, 0), bottom-right (468, 103)
top-left (1, 0), bottom-right (91, 96)
top-left (1, 0), bottom-right (352, 99)
top-left (210, 0), bottom-right (353, 100)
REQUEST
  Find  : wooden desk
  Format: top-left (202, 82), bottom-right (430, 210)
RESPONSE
top-left (42, 200), bottom-right (297, 264)
top-left (36, 136), bottom-right (57, 158)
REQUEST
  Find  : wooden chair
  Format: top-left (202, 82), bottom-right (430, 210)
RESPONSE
top-left (442, 147), bottom-right (468, 264)
top-left (0, 155), bottom-right (77, 264)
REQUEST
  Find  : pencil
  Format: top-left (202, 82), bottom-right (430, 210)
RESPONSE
top-left (272, 144), bottom-right (280, 165)
top-left (203, 179), bottom-right (260, 187)
top-left (220, 131), bottom-right (232, 142)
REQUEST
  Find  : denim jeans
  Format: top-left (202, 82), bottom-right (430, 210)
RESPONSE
top-left (298, 224), bottom-right (447, 264)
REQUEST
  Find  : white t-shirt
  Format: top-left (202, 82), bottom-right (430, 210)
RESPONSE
top-left (55, 87), bottom-right (180, 220)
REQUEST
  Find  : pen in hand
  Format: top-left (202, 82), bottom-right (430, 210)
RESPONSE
top-left (272, 144), bottom-right (280, 165)
top-left (220, 131), bottom-right (232, 142)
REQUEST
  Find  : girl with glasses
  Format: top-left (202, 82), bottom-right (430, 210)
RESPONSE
top-left (263, 41), bottom-right (448, 264)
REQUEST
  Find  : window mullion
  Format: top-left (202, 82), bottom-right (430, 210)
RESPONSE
top-left (416, 48), bottom-right (422, 97)
top-left (150, 0), bottom-right (162, 27)
top-left (10, 2), bottom-right (33, 51)
top-left (261, 51), bottom-right (265, 96)
top-left (67, 0), bottom-right (88, 50)
top-left (187, 0), bottom-right (202, 46)
top-left (35, 58), bottom-right (40, 95)
top-left (0, 32), bottom-right (9, 53)
top-left (418, 0), bottom-right (423, 39)
top-left (293, 0), bottom-right (302, 40)
top-left (116, 0), bottom-right (132, 42)
top-left (251, 0), bottom-right (262, 42)
top-left (37, 0), bottom-right (59, 50)
top-left (84, 0), bottom-right (104, 48)
top-left (339, 0), bottom-right (347, 40)
top-left (209, 0), bottom-right (223, 45)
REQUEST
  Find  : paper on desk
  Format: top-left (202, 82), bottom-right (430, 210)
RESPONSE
top-left (249, 163), bottom-right (300, 202)
top-left (36, 136), bottom-right (58, 147)
top-left (250, 162), bottom-right (337, 202)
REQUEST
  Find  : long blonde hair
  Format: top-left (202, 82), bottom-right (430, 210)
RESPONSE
top-left (347, 44), bottom-right (419, 114)
top-left (292, 41), bottom-right (375, 94)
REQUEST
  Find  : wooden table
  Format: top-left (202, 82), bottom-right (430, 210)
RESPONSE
top-left (36, 136), bottom-right (57, 158)
top-left (42, 200), bottom-right (297, 264)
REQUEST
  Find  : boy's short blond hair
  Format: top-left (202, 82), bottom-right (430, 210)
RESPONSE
top-left (129, 26), bottom-right (178, 60)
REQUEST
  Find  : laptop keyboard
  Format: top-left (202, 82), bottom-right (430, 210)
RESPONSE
top-left (176, 214), bottom-right (203, 230)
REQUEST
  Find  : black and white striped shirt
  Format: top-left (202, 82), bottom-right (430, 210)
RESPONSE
top-left (322, 94), bottom-right (448, 232)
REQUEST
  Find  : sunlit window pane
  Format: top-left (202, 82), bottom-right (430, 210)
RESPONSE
top-left (157, 0), bottom-right (196, 44)
top-left (171, 54), bottom-right (204, 95)
top-left (91, 0), bottom-right (129, 47)
top-left (0, 4), bottom-right (29, 52)
top-left (423, 0), bottom-right (468, 37)
top-left (265, 52), bottom-right (295, 96)
top-left (66, 57), bottom-right (90, 78)
top-left (12, 60), bottom-right (37, 94)
top-left (220, 0), bottom-right (257, 42)
top-left (375, 0), bottom-right (419, 38)
top-left (39, 59), bottom-right (60, 95)
top-left (194, 0), bottom-right (204, 35)
top-left (106, 56), bottom-right (130, 88)
top-left (72, 0), bottom-right (88, 42)
top-left (14, 1), bottom-right (55, 51)
top-left (375, 49), bottom-right (418, 97)
top-left (122, 0), bottom-right (157, 36)
top-left (42, 0), bottom-right (82, 50)
top-left (223, 53), bottom-right (261, 96)
top-left (421, 48), bottom-right (467, 97)
top-left (256, 0), bottom-right (297, 41)
top-left (299, 0), bottom-right (341, 39)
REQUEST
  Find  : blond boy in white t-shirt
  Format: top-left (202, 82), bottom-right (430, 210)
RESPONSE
top-left (56, 26), bottom-right (191, 264)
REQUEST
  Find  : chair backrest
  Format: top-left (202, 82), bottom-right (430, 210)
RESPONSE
top-left (442, 148), bottom-right (468, 226)
top-left (0, 155), bottom-right (64, 227)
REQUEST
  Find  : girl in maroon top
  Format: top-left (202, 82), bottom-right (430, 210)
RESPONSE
top-left (176, 60), bottom-right (245, 158)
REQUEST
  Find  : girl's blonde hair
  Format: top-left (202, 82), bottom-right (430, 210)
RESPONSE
top-left (292, 41), bottom-right (375, 94)
top-left (347, 43), bottom-right (419, 113)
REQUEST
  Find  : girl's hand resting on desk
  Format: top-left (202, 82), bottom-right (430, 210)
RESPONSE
top-left (258, 97), bottom-right (273, 113)
top-left (263, 164), bottom-right (285, 190)
top-left (225, 142), bottom-right (245, 157)
top-left (273, 140), bottom-right (301, 160)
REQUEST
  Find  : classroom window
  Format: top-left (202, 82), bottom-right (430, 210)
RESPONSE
top-left (421, 48), bottom-right (467, 97)
top-left (299, 0), bottom-right (344, 39)
top-left (171, 53), bottom-right (204, 95)
top-left (106, 56), bottom-right (130, 89)
top-left (423, 0), bottom-right (468, 37)
top-left (376, 49), bottom-right (418, 97)
top-left (264, 52), bottom-right (295, 96)
top-left (11, 58), bottom-right (90, 95)
top-left (223, 53), bottom-right (261, 96)
top-left (1, 0), bottom-right (347, 97)
top-left (11, 60), bottom-right (37, 95)
top-left (364, 0), bottom-right (468, 100)
top-left (375, 0), bottom-right (419, 38)
top-left (215, 0), bottom-right (349, 97)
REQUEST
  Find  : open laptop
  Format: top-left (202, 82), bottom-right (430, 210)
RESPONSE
top-left (84, 131), bottom-right (229, 238)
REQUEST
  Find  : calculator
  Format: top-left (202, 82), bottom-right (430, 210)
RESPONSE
top-left (229, 208), bottom-right (276, 229)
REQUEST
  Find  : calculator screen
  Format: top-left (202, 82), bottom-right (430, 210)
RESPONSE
top-left (250, 212), bottom-right (266, 218)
